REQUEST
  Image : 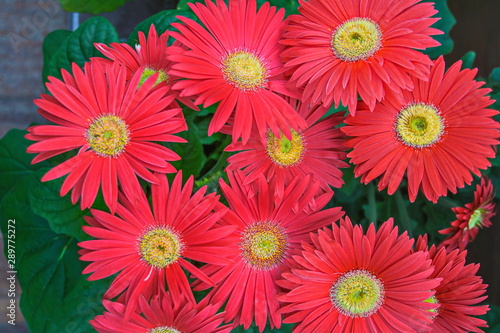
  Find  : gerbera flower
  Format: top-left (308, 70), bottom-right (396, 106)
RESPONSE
top-left (168, 0), bottom-right (307, 144)
top-left (91, 291), bottom-right (232, 333)
top-left (278, 217), bottom-right (441, 333)
top-left (78, 172), bottom-right (235, 319)
top-left (195, 171), bottom-right (344, 331)
top-left (439, 177), bottom-right (496, 251)
top-left (225, 99), bottom-right (348, 197)
top-left (95, 25), bottom-right (198, 110)
top-left (281, 0), bottom-right (442, 113)
top-left (342, 56), bottom-right (500, 203)
top-left (26, 60), bottom-right (187, 211)
top-left (415, 236), bottom-right (489, 332)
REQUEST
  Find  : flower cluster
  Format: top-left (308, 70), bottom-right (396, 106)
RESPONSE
top-left (25, 0), bottom-right (498, 331)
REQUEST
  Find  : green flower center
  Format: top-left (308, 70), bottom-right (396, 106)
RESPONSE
top-left (139, 67), bottom-right (169, 87)
top-left (396, 103), bottom-right (444, 148)
top-left (468, 208), bottom-right (486, 229)
top-left (332, 18), bottom-right (382, 62)
top-left (139, 228), bottom-right (183, 268)
top-left (222, 51), bottom-right (267, 91)
top-left (266, 130), bottom-right (305, 167)
top-left (424, 295), bottom-right (439, 315)
top-left (330, 269), bottom-right (385, 317)
top-left (86, 115), bottom-right (129, 157)
top-left (240, 221), bottom-right (287, 270)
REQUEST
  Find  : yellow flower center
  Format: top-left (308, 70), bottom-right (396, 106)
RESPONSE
top-left (139, 67), bottom-right (170, 87)
top-left (240, 221), bottom-right (287, 270)
top-left (86, 115), bottom-right (129, 157)
top-left (150, 327), bottom-right (181, 333)
top-left (139, 228), bottom-right (183, 268)
top-left (332, 18), bottom-right (382, 62)
top-left (267, 130), bottom-right (305, 167)
top-left (330, 269), bottom-right (385, 317)
top-left (396, 103), bottom-right (444, 148)
top-left (468, 208), bottom-right (486, 230)
top-left (222, 51), bottom-right (267, 91)
top-left (424, 295), bottom-right (439, 315)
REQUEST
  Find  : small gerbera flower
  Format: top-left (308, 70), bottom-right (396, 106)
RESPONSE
top-left (415, 236), bottom-right (489, 332)
top-left (196, 171), bottom-right (344, 331)
top-left (95, 25), bottom-right (198, 110)
top-left (78, 172), bottom-right (235, 319)
top-left (168, 0), bottom-right (307, 143)
top-left (439, 177), bottom-right (496, 251)
top-left (281, 0), bottom-right (442, 113)
top-left (26, 60), bottom-right (187, 212)
top-left (225, 99), bottom-right (348, 197)
top-left (278, 217), bottom-right (441, 333)
top-left (91, 291), bottom-right (232, 333)
top-left (342, 57), bottom-right (500, 203)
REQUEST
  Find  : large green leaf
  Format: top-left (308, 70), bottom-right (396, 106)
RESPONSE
top-left (127, 10), bottom-right (197, 46)
top-left (45, 16), bottom-right (119, 82)
top-left (424, 0), bottom-right (456, 59)
top-left (0, 128), bottom-right (48, 204)
top-left (0, 175), bottom-right (110, 333)
top-left (57, 0), bottom-right (132, 14)
top-left (42, 29), bottom-right (72, 82)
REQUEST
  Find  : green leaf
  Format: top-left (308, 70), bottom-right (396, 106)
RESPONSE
top-left (490, 68), bottom-right (500, 83)
top-left (45, 16), bottom-right (119, 83)
top-left (28, 168), bottom-right (89, 241)
top-left (0, 175), bottom-right (110, 333)
top-left (57, 0), bottom-right (132, 14)
top-left (257, 0), bottom-right (299, 15)
top-left (0, 128), bottom-right (48, 203)
top-left (42, 30), bottom-right (72, 82)
top-left (460, 51), bottom-right (476, 69)
top-left (127, 10), bottom-right (197, 46)
top-left (424, 0), bottom-right (456, 59)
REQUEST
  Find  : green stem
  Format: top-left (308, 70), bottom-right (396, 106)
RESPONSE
top-left (368, 182), bottom-right (377, 226)
top-left (395, 189), bottom-right (412, 238)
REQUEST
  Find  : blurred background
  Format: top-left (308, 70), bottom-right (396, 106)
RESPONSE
top-left (0, 0), bottom-right (499, 331)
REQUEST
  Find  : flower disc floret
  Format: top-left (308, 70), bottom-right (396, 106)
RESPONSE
top-left (330, 269), bottom-right (385, 317)
top-left (396, 102), bottom-right (444, 148)
top-left (150, 327), bottom-right (181, 333)
top-left (266, 129), bottom-right (305, 167)
top-left (139, 228), bottom-right (183, 268)
top-left (332, 18), bottom-right (382, 62)
top-left (222, 50), bottom-right (267, 91)
top-left (86, 115), bottom-right (129, 157)
top-left (139, 67), bottom-right (170, 87)
top-left (240, 221), bottom-right (287, 269)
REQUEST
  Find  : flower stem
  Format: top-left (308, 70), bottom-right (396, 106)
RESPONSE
top-left (368, 182), bottom-right (377, 226)
top-left (395, 189), bottom-right (412, 237)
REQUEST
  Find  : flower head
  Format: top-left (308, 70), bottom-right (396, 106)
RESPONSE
top-left (26, 60), bottom-right (187, 211)
top-left (439, 177), bottom-right (496, 251)
top-left (168, 0), bottom-right (307, 144)
top-left (78, 172), bottom-right (235, 319)
top-left (195, 171), bottom-right (344, 331)
top-left (415, 236), bottom-right (489, 332)
top-left (278, 217), bottom-right (441, 332)
top-left (342, 57), bottom-right (500, 202)
top-left (281, 0), bottom-right (442, 113)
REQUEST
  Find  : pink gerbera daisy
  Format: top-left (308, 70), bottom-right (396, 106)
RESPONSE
top-left (91, 291), bottom-right (232, 333)
top-left (95, 25), bottom-right (198, 110)
top-left (281, 0), bottom-right (442, 113)
top-left (225, 99), bottom-right (348, 197)
top-left (26, 60), bottom-right (187, 211)
top-left (78, 172), bottom-right (235, 319)
top-left (168, 0), bottom-right (307, 143)
top-left (439, 177), bottom-right (496, 251)
top-left (195, 171), bottom-right (344, 331)
top-left (415, 236), bottom-right (489, 332)
top-left (278, 217), bottom-right (441, 332)
top-left (342, 56), bottom-right (500, 202)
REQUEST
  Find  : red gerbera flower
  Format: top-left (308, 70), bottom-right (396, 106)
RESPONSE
top-left (91, 291), bottom-right (232, 333)
top-left (415, 236), bottom-right (489, 332)
top-left (281, 0), bottom-right (442, 113)
top-left (278, 217), bottom-right (441, 333)
top-left (95, 25), bottom-right (198, 110)
top-left (26, 60), bottom-right (187, 212)
top-left (439, 177), bottom-right (496, 251)
top-left (342, 57), bottom-right (500, 203)
top-left (168, 0), bottom-right (307, 144)
top-left (78, 172), bottom-right (235, 319)
top-left (195, 171), bottom-right (344, 331)
top-left (225, 99), bottom-right (348, 197)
